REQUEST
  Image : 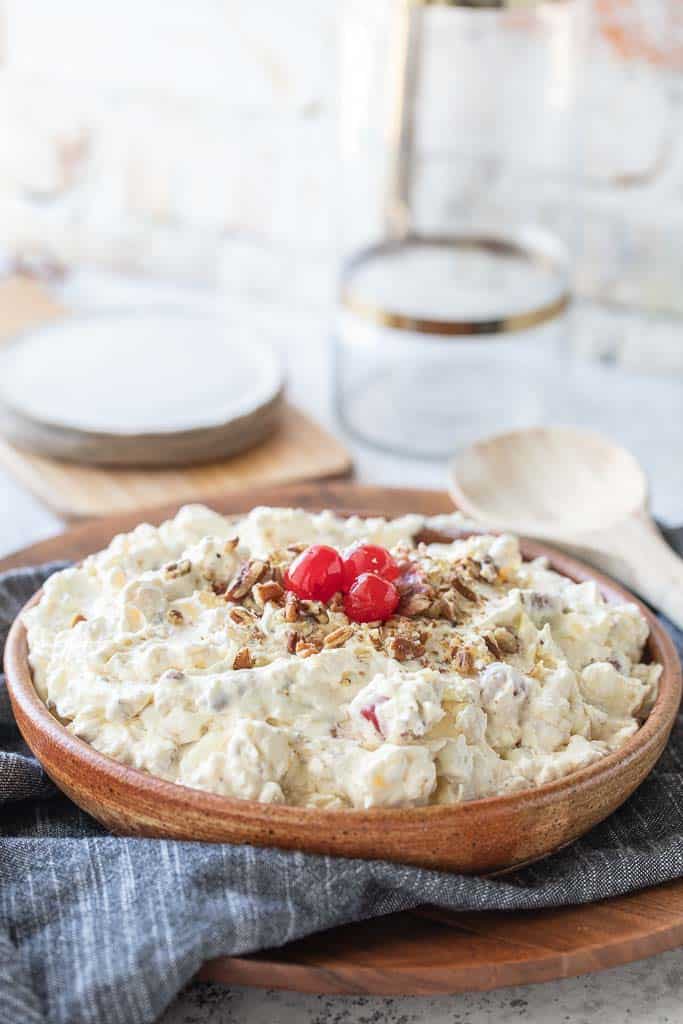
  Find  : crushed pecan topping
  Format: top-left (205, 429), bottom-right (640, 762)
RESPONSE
top-left (233, 646), bottom-right (254, 670)
top-left (227, 559), bottom-right (267, 600)
top-left (466, 559), bottom-right (482, 580)
top-left (228, 606), bottom-right (253, 626)
top-left (329, 592), bottom-right (345, 614)
top-left (425, 597), bottom-right (445, 619)
top-left (450, 575), bottom-right (479, 603)
top-left (385, 634), bottom-right (426, 662)
top-left (483, 633), bottom-right (501, 658)
top-left (284, 591), bottom-right (299, 622)
top-left (164, 558), bottom-right (192, 579)
top-left (434, 594), bottom-right (460, 622)
top-left (167, 608), bottom-right (184, 625)
top-left (399, 591), bottom-right (432, 617)
top-left (224, 536), bottom-right (239, 552)
top-left (298, 600), bottom-right (330, 624)
top-left (286, 630), bottom-right (299, 654)
top-left (323, 625), bottom-right (355, 649)
top-left (70, 613), bottom-right (87, 627)
top-left (287, 542), bottom-right (308, 554)
top-left (253, 581), bottom-right (284, 607)
top-left (295, 640), bottom-right (319, 659)
top-left (368, 627), bottom-right (383, 651)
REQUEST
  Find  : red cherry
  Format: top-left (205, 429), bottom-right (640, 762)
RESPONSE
top-left (361, 704), bottom-right (382, 734)
top-left (344, 572), bottom-right (400, 623)
top-left (284, 545), bottom-right (343, 602)
top-left (342, 543), bottom-right (399, 591)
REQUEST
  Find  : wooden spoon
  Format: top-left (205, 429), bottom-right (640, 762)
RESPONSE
top-left (449, 426), bottom-right (683, 629)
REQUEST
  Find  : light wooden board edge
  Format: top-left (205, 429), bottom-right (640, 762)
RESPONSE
top-left (0, 404), bottom-right (353, 520)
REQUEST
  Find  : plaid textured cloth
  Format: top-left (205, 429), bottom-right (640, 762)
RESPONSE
top-left (1, 555), bottom-right (682, 1024)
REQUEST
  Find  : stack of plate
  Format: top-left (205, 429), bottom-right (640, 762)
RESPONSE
top-left (0, 312), bottom-right (284, 467)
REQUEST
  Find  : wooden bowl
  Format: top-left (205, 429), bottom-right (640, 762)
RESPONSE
top-left (5, 520), bottom-right (681, 874)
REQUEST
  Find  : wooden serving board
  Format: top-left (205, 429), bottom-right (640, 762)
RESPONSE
top-left (2, 482), bottom-right (682, 994)
top-left (0, 277), bottom-right (351, 519)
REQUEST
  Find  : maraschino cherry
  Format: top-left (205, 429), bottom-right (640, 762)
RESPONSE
top-left (342, 543), bottom-right (399, 591)
top-left (284, 545), bottom-right (343, 602)
top-left (343, 572), bottom-right (400, 623)
top-left (284, 543), bottom-right (401, 622)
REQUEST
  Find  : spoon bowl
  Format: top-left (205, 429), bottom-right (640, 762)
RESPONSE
top-left (450, 426), bottom-right (683, 629)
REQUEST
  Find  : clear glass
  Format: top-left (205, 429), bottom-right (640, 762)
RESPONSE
top-left (334, 0), bottom-right (587, 457)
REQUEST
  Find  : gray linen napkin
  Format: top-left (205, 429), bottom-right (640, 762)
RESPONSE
top-left (1, 551), bottom-right (682, 1024)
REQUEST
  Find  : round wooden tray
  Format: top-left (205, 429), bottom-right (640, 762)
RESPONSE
top-left (3, 481), bottom-right (682, 994)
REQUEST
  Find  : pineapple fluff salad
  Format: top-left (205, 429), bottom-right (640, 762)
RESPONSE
top-left (25, 505), bottom-right (661, 810)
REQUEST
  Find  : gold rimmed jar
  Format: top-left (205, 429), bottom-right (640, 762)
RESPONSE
top-left (334, 0), bottom-right (587, 456)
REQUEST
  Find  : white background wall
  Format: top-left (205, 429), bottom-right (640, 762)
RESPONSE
top-left (0, 1), bottom-right (337, 308)
top-left (1, 0), bottom-right (682, 323)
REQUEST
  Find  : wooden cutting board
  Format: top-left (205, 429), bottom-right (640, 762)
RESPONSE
top-left (0, 277), bottom-right (351, 519)
top-left (2, 481), bottom-right (682, 994)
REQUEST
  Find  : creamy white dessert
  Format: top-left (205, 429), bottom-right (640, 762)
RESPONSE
top-left (25, 505), bottom-right (661, 810)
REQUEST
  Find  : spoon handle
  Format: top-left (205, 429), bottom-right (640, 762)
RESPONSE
top-left (581, 515), bottom-right (683, 630)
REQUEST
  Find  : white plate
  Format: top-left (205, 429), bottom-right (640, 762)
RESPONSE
top-left (0, 311), bottom-right (285, 466)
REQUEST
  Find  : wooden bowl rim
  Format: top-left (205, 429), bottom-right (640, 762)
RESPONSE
top-left (4, 531), bottom-right (681, 832)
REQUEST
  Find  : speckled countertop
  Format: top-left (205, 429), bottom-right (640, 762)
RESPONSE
top-left (159, 950), bottom-right (682, 1024)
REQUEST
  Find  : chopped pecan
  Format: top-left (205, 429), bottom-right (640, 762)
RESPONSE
top-left (253, 580), bottom-right (284, 608)
top-left (451, 576), bottom-right (478, 603)
top-left (368, 627), bottom-right (383, 651)
top-left (328, 591), bottom-right (345, 614)
top-left (399, 591), bottom-right (432, 617)
top-left (228, 606), bottom-right (253, 626)
top-left (298, 600), bottom-right (330, 624)
top-left (466, 559), bottom-right (482, 580)
top-left (233, 646), bottom-right (253, 670)
top-left (167, 608), bottom-right (184, 625)
top-left (386, 635), bottom-right (426, 662)
top-left (483, 633), bottom-right (502, 658)
top-left (286, 630), bottom-right (299, 654)
top-left (287, 542), bottom-right (308, 554)
top-left (284, 591), bottom-right (299, 622)
top-left (425, 598), bottom-right (445, 619)
top-left (295, 640), bottom-right (319, 659)
top-left (164, 558), bottom-right (192, 579)
top-left (224, 536), bottom-right (239, 552)
top-left (436, 594), bottom-right (460, 622)
top-left (323, 625), bottom-right (355, 649)
top-left (70, 613), bottom-right (87, 628)
top-left (227, 559), bottom-right (268, 600)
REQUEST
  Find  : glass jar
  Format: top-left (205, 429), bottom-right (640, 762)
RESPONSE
top-left (334, 0), bottom-right (587, 457)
